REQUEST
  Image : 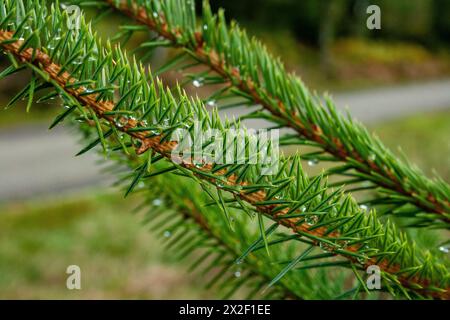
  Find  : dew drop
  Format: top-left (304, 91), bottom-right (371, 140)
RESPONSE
top-left (368, 153), bottom-right (376, 161)
top-left (152, 198), bottom-right (163, 206)
top-left (234, 271), bottom-right (241, 278)
top-left (439, 245), bottom-right (449, 254)
top-left (72, 57), bottom-right (83, 65)
top-left (307, 158), bottom-right (319, 167)
top-left (193, 159), bottom-right (203, 168)
top-left (203, 24), bottom-right (208, 31)
top-left (192, 78), bottom-right (204, 88)
top-left (163, 230), bottom-right (172, 238)
top-left (206, 100), bottom-right (217, 108)
top-left (114, 116), bottom-right (129, 128)
top-left (152, 12), bottom-right (159, 18)
top-left (357, 256), bottom-right (368, 265)
top-left (359, 204), bottom-right (369, 212)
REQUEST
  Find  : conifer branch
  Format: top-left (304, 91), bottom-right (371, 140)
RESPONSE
top-left (76, 111), bottom-right (347, 300)
top-left (83, 0), bottom-right (450, 228)
top-left (0, 0), bottom-right (448, 299)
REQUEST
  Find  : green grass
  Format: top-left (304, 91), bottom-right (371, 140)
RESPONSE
top-left (371, 110), bottom-right (450, 182)
top-left (0, 192), bottom-right (215, 299)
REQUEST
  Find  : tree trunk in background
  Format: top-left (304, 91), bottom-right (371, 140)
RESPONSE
top-left (319, 0), bottom-right (345, 75)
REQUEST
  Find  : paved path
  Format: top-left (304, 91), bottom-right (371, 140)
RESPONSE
top-left (1, 79), bottom-right (450, 201)
top-left (0, 124), bottom-right (114, 202)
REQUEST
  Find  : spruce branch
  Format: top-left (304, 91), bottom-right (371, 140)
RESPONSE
top-left (0, 0), bottom-right (448, 299)
top-left (75, 120), bottom-right (351, 299)
top-left (81, 0), bottom-right (450, 227)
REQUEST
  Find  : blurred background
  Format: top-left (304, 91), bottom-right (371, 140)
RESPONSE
top-left (0, 0), bottom-right (449, 298)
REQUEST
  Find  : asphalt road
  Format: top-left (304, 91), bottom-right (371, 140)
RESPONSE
top-left (1, 79), bottom-right (450, 202)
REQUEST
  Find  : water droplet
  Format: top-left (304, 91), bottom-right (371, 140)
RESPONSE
top-left (193, 159), bottom-right (203, 168)
top-left (152, 198), bottom-right (162, 206)
top-left (300, 206), bottom-right (307, 212)
top-left (72, 57), bottom-right (83, 65)
top-left (359, 204), bottom-right (369, 212)
top-left (305, 215), bottom-right (318, 226)
top-left (357, 256), bottom-right (368, 265)
top-left (18, 37), bottom-right (24, 41)
top-left (439, 245), bottom-right (449, 254)
top-left (152, 12), bottom-right (159, 18)
top-left (163, 230), bottom-right (172, 238)
top-left (114, 116), bottom-right (129, 128)
top-left (203, 24), bottom-right (208, 31)
top-left (368, 153), bottom-right (376, 161)
top-left (206, 100), bottom-right (216, 108)
top-left (307, 158), bottom-right (319, 166)
top-left (192, 78), bottom-right (204, 88)
top-left (236, 260), bottom-right (242, 265)
top-left (234, 271), bottom-right (241, 278)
